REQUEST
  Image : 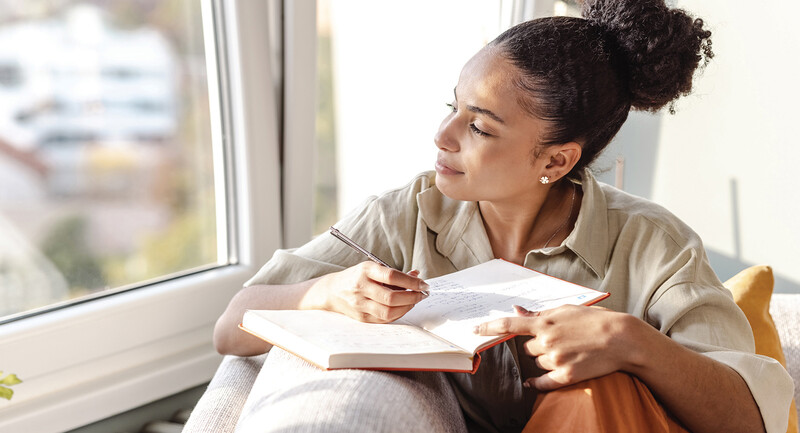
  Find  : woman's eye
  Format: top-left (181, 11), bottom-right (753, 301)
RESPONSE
top-left (446, 102), bottom-right (491, 137)
top-left (470, 123), bottom-right (490, 137)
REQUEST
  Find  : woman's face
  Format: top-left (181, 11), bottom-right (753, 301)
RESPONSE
top-left (434, 47), bottom-right (551, 204)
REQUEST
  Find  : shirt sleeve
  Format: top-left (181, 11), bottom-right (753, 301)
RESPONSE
top-left (243, 173), bottom-right (429, 287)
top-left (649, 278), bottom-right (794, 433)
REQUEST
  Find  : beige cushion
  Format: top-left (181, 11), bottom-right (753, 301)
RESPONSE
top-left (182, 354), bottom-right (267, 433)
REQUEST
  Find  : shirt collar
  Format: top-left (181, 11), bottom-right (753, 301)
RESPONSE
top-left (562, 169), bottom-right (610, 279)
top-left (417, 175), bottom-right (494, 270)
top-left (417, 169), bottom-right (611, 278)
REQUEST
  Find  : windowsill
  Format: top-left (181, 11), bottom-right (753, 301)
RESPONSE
top-left (0, 264), bottom-right (254, 433)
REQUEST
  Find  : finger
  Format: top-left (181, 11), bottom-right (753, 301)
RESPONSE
top-left (529, 370), bottom-right (575, 391)
top-left (473, 316), bottom-right (536, 336)
top-left (344, 297), bottom-right (389, 323)
top-left (408, 270), bottom-right (420, 277)
top-left (359, 298), bottom-right (416, 323)
top-left (345, 309), bottom-right (383, 324)
top-left (513, 305), bottom-right (538, 316)
top-left (367, 284), bottom-right (428, 307)
top-left (522, 337), bottom-right (545, 358)
top-left (355, 271), bottom-right (426, 307)
top-left (534, 353), bottom-right (554, 371)
top-left (364, 263), bottom-right (430, 294)
top-left (379, 304), bottom-right (416, 322)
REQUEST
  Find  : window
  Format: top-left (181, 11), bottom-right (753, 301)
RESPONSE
top-left (0, 1), bottom-right (288, 431)
top-left (0, 1), bottom-right (222, 322)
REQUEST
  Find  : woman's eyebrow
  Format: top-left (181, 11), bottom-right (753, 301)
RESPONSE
top-left (467, 105), bottom-right (505, 124)
top-left (453, 87), bottom-right (506, 124)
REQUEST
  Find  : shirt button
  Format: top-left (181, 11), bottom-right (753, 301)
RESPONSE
top-left (511, 367), bottom-right (520, 379)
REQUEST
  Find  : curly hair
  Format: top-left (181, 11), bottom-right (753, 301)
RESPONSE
top-left (490, 0), bottom-right (713, 177)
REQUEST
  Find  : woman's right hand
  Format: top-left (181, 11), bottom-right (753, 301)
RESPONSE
top-left (306, 261), bottom-right (430, 323)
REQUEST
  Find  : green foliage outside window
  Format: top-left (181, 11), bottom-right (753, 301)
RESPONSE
top-left (0, 372), bottom-right (22, 400)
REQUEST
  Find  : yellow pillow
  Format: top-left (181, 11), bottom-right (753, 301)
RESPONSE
top-left (724, 265), bottom-right (797, 433)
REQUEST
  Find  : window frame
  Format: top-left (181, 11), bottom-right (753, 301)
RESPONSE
top-left (0, 0), bottom-right (309, 431)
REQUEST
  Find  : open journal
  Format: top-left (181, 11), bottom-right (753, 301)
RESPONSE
top-left (240, 259), bottom-right (609, 373)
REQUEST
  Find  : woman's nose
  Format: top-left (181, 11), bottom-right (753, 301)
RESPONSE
top-left (434, 115), bottom-right (459, 152)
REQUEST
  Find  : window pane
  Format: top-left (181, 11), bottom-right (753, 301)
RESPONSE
top-left (314, 0), bottom-right (337, 235)
top-left (0, 1), bottom-right (222, 319)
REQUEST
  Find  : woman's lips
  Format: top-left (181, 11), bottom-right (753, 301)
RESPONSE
top-left (435, 158), bottom-right (463, 175)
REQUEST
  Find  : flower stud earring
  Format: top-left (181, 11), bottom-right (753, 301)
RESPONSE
top-left (539, 176), bottom-right (550, 184)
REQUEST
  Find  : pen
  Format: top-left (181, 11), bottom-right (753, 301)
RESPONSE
top-left (329, 226), bottom-right (430, 296)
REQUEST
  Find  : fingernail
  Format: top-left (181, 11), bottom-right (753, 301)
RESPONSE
top-left (419, 281), bottom-right (430, 291)
top-left (472, 325), bottom-right (480, 334)
top-left (420, 290), bottom-right (430, 298)
top-left (522, 381), bottom-right (532, 389)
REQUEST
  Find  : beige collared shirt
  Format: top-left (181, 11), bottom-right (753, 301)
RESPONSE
top-left (246, 169), bottom-right (793, 433)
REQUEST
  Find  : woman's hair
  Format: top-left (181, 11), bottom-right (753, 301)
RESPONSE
top-left (490, 0), bottom-right (713, 177)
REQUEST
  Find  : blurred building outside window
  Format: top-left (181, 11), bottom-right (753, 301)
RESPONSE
top-left (0, 1), bottom-right (221, 320)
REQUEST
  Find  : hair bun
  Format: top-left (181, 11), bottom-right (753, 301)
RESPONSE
top-left (582, 0), bottom-right (713, 112)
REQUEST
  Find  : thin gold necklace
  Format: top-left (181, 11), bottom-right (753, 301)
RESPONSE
top-left (542, 181), bottom-right (577, 248)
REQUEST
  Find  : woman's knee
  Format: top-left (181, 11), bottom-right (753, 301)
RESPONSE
top-left (525, 372), bottom-right (688, 433)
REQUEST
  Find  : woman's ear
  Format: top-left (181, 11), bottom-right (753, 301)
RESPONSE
top-left (545, 142), bottom-right (582, 177)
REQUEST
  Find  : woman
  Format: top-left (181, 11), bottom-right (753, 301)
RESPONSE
top-left (214, 0), bottom-right (793, 432)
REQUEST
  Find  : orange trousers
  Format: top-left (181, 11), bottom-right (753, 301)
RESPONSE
top-left (523, 372), bottom-right (689, 433)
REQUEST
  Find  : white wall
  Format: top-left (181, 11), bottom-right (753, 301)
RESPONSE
top-left (329, 0), bottom-right (504, 215)
top-left (599, 0), bottom-right (800, 292)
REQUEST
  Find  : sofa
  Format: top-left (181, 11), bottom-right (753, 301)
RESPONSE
top-left (182, 277), bottom-right (800, 433)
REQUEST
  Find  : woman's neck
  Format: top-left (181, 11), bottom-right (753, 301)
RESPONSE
top-left (479, 181), bottom-right (580, 265)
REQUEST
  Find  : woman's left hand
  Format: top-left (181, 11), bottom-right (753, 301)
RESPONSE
top-left (474, 304), bottom-right (640, 391)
